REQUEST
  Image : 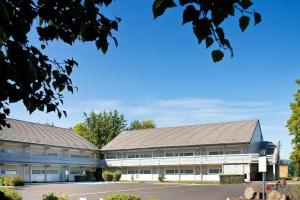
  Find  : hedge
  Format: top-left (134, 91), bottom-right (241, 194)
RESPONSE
top-left (42, 193), bottom-right (69, 200)
top-left (103, 192), bottom-right (141, 200)
top-left (0, 187), bottom-right (22, 200)
top-left (219, 174), bottom-right (244, 184)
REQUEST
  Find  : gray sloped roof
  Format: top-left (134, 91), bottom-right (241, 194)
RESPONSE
top-left (0, 119), bottom-right (99, 151)
top-left (101, 119), bottom-right (259, 151)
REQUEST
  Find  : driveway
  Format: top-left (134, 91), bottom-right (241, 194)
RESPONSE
top-left (18, 182), bottom-right (248, 200)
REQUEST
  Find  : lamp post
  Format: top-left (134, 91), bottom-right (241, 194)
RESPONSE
top-left (259, 151), bottom-right (267, 200)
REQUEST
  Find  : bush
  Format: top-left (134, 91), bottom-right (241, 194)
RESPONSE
top-left (42, 193), bottom-right (69, 200)
top-left (102, 171), bottom-right (114, 181)
top-left (113, 171), bottom-right (122, 181)
top-left (219, 174), bottom-right (244, 184)
top-left (86, 171), bottom-right (96, 181)
top-left (103, 192), bottom-right (141, 200)
top-left (0, 176), bottom-right (4, 186)
top-left (158, 174), bottom-right (165, 182)
top-left (0, 187), bottom-right (22, 200)
top-left (3, 176), bottom-right (25, 186)
top-left (11, 176), bottom-right (25, 186)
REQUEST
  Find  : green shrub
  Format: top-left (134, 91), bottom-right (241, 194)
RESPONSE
top-left (219, 174), bottom-right (244, 184)
top-left (0, 187), bottom-right (22, 200)
top-left (3, 176), bottom-right (13, 186)
top-left (86, 171), bottom-right (96, 181)
top-left (102, 171), bottom-right (114, 181)
top-left (0, 176), bottom-right (4, 186)
top-left (3, 176), bottom-right (25, 186)
top-left (158, 174), bottom-right (165, 182)
top-left (103, 192), bottom-right (141, 200)
top-left (11, 176), bottom-right (25, 186)
top-left (113, 171), bottom-right (122, 181)
top-left (42, 193), bottom-right (69, 200)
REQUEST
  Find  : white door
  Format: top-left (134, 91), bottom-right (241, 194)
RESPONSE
top-left (46, 169), bottom-right (59, 182)
top-left (31, 169), bottom-right (45, 182)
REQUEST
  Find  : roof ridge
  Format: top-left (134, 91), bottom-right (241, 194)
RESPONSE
top-left (122, 119), bottom-right (259, 134)
top-left (7, 118), bottom-right (71, 130)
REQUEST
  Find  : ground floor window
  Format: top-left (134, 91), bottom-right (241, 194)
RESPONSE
top-left (32, 170), bottom-right (45, 174)
top-left (47, 170), bottom-right (58, 174)
top-left (4, 170), bottom-right (17, 175)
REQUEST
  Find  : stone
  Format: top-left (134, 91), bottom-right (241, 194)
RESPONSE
top-left (244, 186), bottom-right (262, 199)
top-left (267, 190), bottom-right (288, 200)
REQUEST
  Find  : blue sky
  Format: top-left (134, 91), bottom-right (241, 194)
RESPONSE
top-left (9, 0), bottom-right (300, 159)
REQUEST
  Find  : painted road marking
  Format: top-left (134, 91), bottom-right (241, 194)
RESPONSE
top-left (69, 185), bottom-right (195, 197)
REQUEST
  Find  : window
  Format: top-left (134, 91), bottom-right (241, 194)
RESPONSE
top-left (128, 170), bottom-right (138, 174)
top-left (5, 170), bottom-right (17, 175)
top-left (70, 170), bottom-right (81, 175)
top-left (180, 152), bottom-right (193, 156)
top-left (208, 168), bottom-right (222, 174)
top-left (47, 170), bottom-right (58, 174)
top-left (0, 169), bottom-right (5, 174)
top-left (166, 152), bottom-right (179, 157)
top-left (47, 153), bottom-right (58, 157)
top-left (106, 153), bottom-right (117, 159)
top-left (140, 169), bottom-right (151, 174)
top-left (165, 169), bottom-right (179, 174)
top-left (226, 151), bottom-right (240, 154)
top-left (180, 169), bottom-right (194, 174)
top-left (32, 170), bottom-right (45, 174)
top-left (70, 154), bottom-right (81, 158)
top-left (208, 151), bottom-right (223, 155)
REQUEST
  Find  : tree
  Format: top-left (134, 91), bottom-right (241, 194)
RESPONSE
top-left (72, 110), bottom-right (127, 148)
top-left (287, 80), bottom-right (300, 177)
top-left (129, 120), bottom-right (156, 130)
top-left (0, 0), bottom-right (261, 129)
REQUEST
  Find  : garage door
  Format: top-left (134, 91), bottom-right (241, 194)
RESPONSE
top-left (31, 169), bottom-right (45, 182)
top-left (47, 170), bottom-right (59, 182)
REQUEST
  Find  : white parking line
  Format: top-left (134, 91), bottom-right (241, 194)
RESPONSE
top-left (69, 185), bottom-right (193, 197)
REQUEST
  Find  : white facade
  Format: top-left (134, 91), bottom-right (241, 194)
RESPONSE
top-left (0, 141), bottom-right (100, 182)
top-left (103, 123), bottom-right (279, 182)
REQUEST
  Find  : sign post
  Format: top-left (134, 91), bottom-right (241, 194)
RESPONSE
top-left (259, 156), bottom-right (267, 200)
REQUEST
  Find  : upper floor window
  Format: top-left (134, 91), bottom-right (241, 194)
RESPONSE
top-left (180, 152), bottom-right (194, 156)
top-left (165, 169), bottom-right (179, 174)
top-left (140, 169), bottom-right (151, 174)
top-left (180, 169), bottom-right (194, 174)
top-left (106, 153), bottom-right (117, 159)
top-left (166, 152), bottom-right (179, 157)
top-left (208, 151), bottom-right (223, 155)
top-left (208, 168), bottom-right (222, 175)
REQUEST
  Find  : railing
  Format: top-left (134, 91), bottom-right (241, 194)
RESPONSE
top-left (0, 152), bottom-right (104, 167)
top-left (105, 153), bottom-right (262, 167)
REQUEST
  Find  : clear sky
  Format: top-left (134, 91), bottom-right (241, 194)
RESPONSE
top-left (9, 0), bottom-right (300, 159)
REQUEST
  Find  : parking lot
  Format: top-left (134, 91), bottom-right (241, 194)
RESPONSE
top-left (18, 182), bottom-right (248, 200)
